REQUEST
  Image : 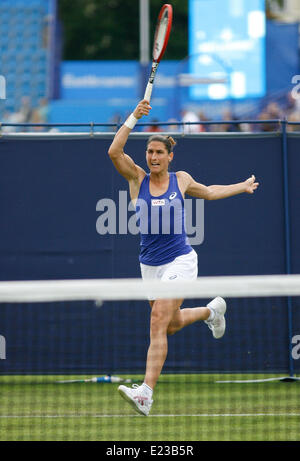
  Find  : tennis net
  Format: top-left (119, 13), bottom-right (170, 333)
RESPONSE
top-left (0, 275), bottom-right (299, 441)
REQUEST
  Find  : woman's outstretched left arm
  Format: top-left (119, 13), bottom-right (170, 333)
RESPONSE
top-left (177, 171), bottom-right (259, 200)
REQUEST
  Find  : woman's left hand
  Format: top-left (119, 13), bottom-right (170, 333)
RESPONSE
top-left (244, 175), bottom-right (259, 194)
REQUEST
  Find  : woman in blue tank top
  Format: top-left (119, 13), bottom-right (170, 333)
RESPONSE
top-left (137, 160), bottom-right (193, 266)
top-left (108, 99), bottom-right (259, 416)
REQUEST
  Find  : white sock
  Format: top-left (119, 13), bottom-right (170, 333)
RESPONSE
top-left (141, 382), bottom-right (153, 398)
top-left (206, 307), bottom-right (215, 322)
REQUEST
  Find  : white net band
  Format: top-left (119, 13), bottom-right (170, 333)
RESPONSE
top-left (0, 274), bottom-right (299, 303)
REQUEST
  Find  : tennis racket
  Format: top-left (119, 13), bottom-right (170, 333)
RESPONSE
top-left (56, 376), bottom-right (139, 384)
top-left (144, 3), bottom-right (173, 103)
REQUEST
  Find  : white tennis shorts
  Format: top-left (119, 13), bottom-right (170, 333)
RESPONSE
top-left (140, 249), bottom-right (198, 300)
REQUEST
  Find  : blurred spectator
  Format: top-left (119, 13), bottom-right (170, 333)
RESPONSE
top-left (257, 110), bottom-right (276, 132)
top-left (109, 113), bottom-right (122, 132)
top-left (219, 109), bottom-right (242, 132)
top-left (265, 102), bottom-right (283, 119)
top-left (239, 121), bottom-right (252, 133)
top-left (18, 96), bottom-right (33, 124)
top-left (257, 102), bottom-right (282, 132)
top-left (144, 118), bottom-right (163, 133)
top-left (287, 110), bottom-right (300, 132)
top-left (285, 91), bottom-right (298, 116)
top-left (2, 98), bottom-right (50, 133)
top-left (181, 109), bottom-right (205, 133)
top-left (1, 110), bottom-right (23, 132)
top-left (165, 118), bottom-right (179, 132)
top-left (198, 111), bottom-right (208, 132)
top-left (30, 98), bottom-right (49, 131)
top-left (284, 91), bottom-right (300, 131)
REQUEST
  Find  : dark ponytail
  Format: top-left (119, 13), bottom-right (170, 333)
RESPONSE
top-left (147, 135), bottom-right (177, 153)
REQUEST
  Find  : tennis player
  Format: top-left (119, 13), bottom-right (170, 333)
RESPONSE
top-left (108, 99), bottom-right (259, 416)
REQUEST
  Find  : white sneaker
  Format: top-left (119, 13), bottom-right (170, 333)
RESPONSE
top-left (118, 384), bottom-right (153, 416)
top-left (205, 296), bottom-right (227, 339)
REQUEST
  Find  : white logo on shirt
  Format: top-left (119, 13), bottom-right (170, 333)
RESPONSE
top-left (169, 192), bottom-right (177, 200)
top-left (151, 199), bottom-right (165, 206)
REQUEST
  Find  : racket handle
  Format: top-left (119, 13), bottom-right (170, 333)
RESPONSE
top-left (94, 376), bottom-right (112, 383)
top-left (144, 82), bottom-right (153, 103)
top-left (94, 376), bottom-right (123, 383)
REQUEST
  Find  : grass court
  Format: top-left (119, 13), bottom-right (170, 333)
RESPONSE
top-left (0, 374), bottom-right (299, 441)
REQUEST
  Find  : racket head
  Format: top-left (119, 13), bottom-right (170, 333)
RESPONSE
top-left (152, 4), bottom-right (173, 63)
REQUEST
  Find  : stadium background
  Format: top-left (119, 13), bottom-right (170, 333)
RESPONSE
top-left (0, 0), bottom-right (299, 377)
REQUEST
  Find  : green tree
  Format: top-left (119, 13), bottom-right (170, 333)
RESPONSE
top-left (266, 0), bottom-right (285, 19)
top-left (58, 0), bottom-right (188, 60)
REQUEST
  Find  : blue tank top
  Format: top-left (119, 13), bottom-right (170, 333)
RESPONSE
top-left (136, 172), bottom-right (192, 266)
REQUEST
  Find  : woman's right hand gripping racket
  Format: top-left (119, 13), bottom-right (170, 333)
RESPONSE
top-left (144, 4), bottom-right (173, 103)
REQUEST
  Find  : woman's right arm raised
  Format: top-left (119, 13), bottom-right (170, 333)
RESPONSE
top-left (108, 100), bottom-right (151, 181)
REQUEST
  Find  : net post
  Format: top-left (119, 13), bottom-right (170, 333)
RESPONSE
top-left (281, 118), bottom-right (295, 379)
top-left (89, 121), bottom-right (94, 137)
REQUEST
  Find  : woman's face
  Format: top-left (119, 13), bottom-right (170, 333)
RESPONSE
top-left (146, 141), bottom-right (173, 174)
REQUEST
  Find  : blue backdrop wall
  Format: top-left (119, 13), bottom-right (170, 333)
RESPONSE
top-left (0, 132), bottom-right (299, 374)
